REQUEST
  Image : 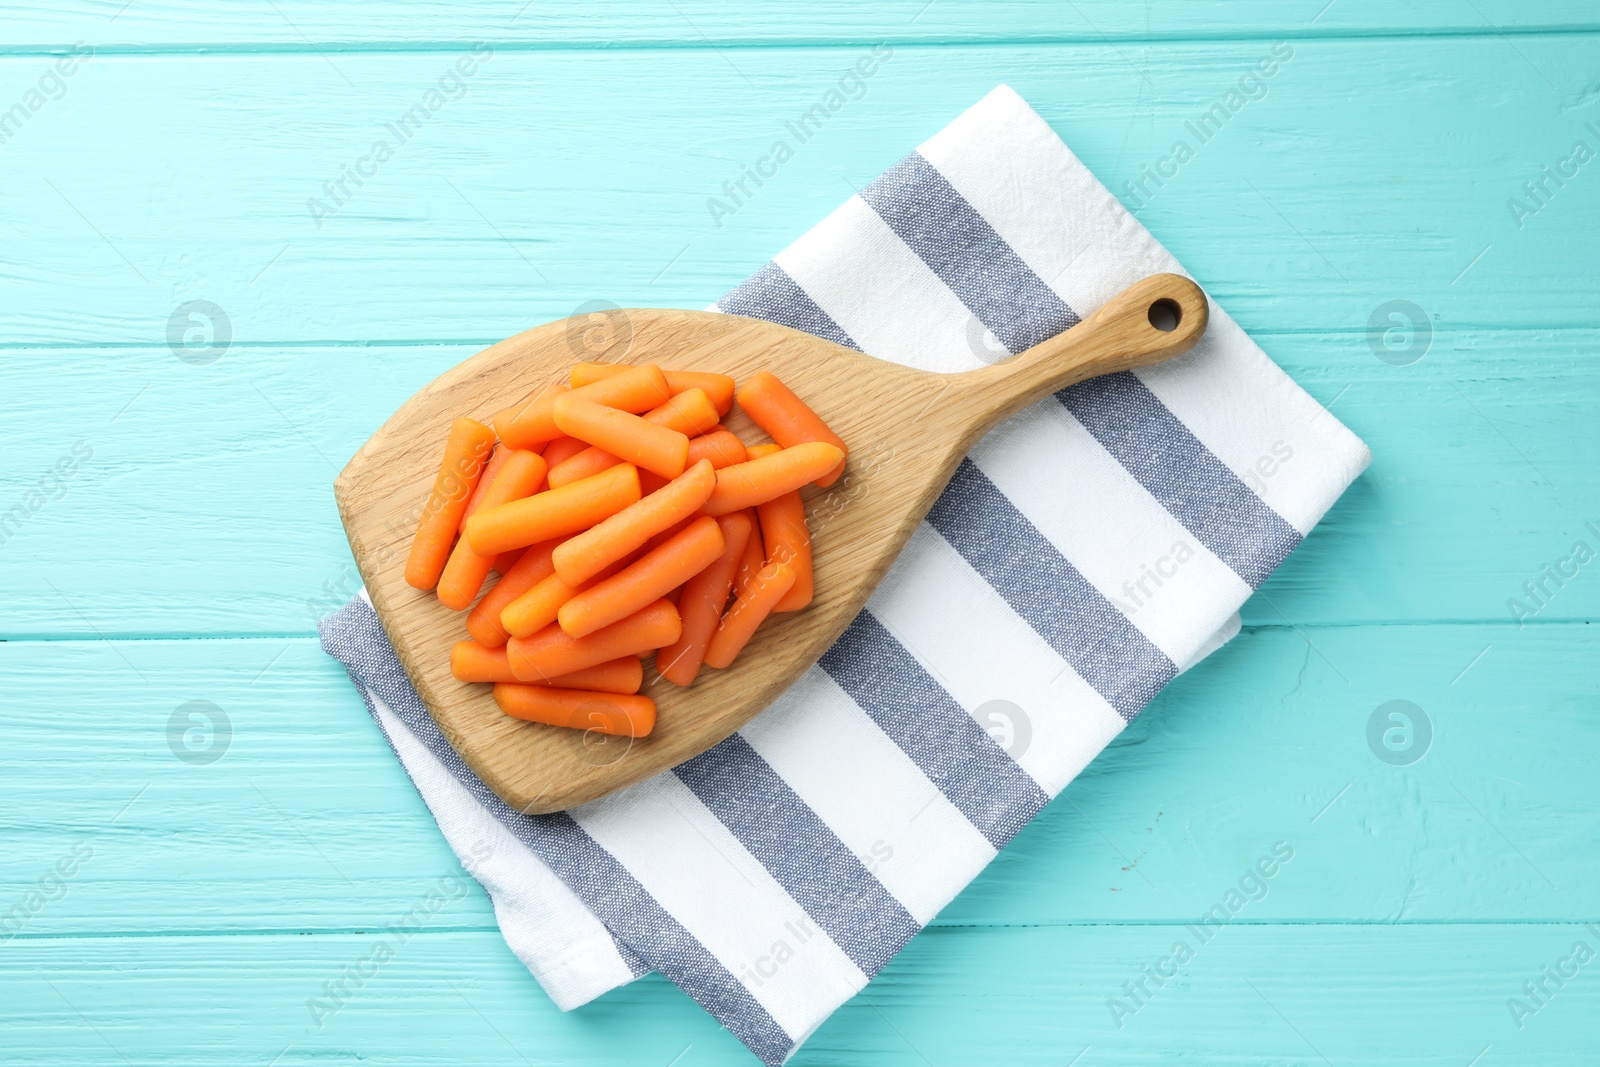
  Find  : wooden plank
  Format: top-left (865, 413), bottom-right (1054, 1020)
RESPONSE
top-left (0, 639), bottom-right (499, 934)
top-left (0, 37), bottom-right (1596, 348)
top-left (2, 623), bottom-right (1593, 936)
top-left (3, 330), bottom-right (1594, 636)
top-left (2, 0), bottom-right (1598, 50)
top-left (2, 924), bottom-right (1596, 1064)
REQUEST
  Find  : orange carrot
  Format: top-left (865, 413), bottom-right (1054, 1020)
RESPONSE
top-left (746, 443), bottom-right (781, 459)
top-left (736, 371), bottom-right (848, 487)
top-left (665, 371), bottom-right (736, 416)
top-left (492, 683), bottom-right (656, 738)
top-left (494, 382), bottom-right (568, 446)
top-left (492, 381), bottom-right (562, 442)
top-left (734, 507), bottom-right (764, 600)
top-left (645, 388), bottom-right (720, 438)
top-left (656, 512), bottom-right (753, 686)
top-left (465, 463), bottom-right (640, 555)
top-left (552, 459), bottom-right (716, 586)
top-left (686, 429), bottom-right (749, 470)
top-left (704, 562), bottom-right (795, 669)
top-left (553, 395), bottom-right (689, 480)
top-left (502, 551), bottom-right (638, 637)
top-left (491, 401), bottom-right (525, 437)
top-left (548, 388), bottom-right (718, 489)
top-left (569, 362), bottom-right (626, 388)
top-left (638, 470), bottom-right (669, 495)
top-left (437, 450), bottom-right (550, 610)
top-left (558, 516), bottom-right (725, 638)
top-left (539, 435), bottom-right (590, 469)
top-left (503, 365), bottom-right (670, 448)
top-left (506, 599), bottom-right (681, 682)
top-left (459, 445), bottom-right (511, 526)
top-left (451, 639), bottom-right (521, 683)
top-left (547, 446), bottom-right (622, 489)
top-left (468, 540), bottom-right (559, 647)
top-left (757, 489), bottom-right (812, 612)
top-left (404, 418), bottom-right (497, 590)
top-left (545, 656), bottom-right (643, 694)
top-left (501, 570), bottom-right (579, 638)
top-left (501, 570), bottom-right (578, 639)
top-left (700, 442), bottom-right (842, 516)
top-left (642, 514), bottom-right (696, 555)
top-left (492, 549), bottom-right (524, 574)
top-left (570, 364), bottom-right (734, 416)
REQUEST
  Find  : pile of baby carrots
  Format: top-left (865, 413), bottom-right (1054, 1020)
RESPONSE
top-left (403, 361), bottom-right (847, 741)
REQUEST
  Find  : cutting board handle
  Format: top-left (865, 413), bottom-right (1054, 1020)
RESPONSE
top-left (954, 273), bottom-right (1209, 430)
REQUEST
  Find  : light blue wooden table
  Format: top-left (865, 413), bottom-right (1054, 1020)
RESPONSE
top-left (4, 3), bottom-right (1598, 1063)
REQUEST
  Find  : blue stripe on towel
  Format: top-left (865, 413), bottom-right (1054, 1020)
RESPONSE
top-left (820, 611), bottom-right (1049, 849)
top-left (861, 150), bottom-right (1301, 590)
top-left (319, 598), bottom-right (796, 1066)
top-left (716, 239), bottom-right (1053, 850)
top-left (676, 735), bottom-right (920, 978)
top-left (717, 261), bottom-right (858, 350)
top-left (928, 459), bottom-right (1177, 719)
top-left (1058, 374), bottom-right (1303, 587)
top-left (859, 152), bottom-right (1080, 353)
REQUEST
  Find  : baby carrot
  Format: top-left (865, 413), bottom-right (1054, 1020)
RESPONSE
top-left (736, 371), bottom-right (849, 487)
top-left (686, 429), bottom-right (749, 470)
top-left (646, 388), bottom-right (720, 438)
top-left (504, 365), bottom-right (671, 448)
top-left (728, 444), bottom-right (778, 602)
top-left (451, 639), bottom-right (520, 683)
top-left (539, 435), bottom-right (590, 469)
top-left (569, 362), bottom-right (625, 388)
top-left (757, 489), bottom-right (812, 612)
top-left (704, 562), bottom-right (796, 669)
top-left (548, 387), bottom-right (720, 489)
top-left (404, 418), bottom-right (497, 590)
top-left (642, 444), bottom-right (758, 581)
top-left (656, 512), bottom-right (753, 687)
top-left (459, 445), bottom-right (510, 525)
top-left (642, 514), bottom-right (695, 555)
top-left (553, 394), bottom-right (689, 480)
top-left (733, 507), bottom-right (764, 600)
top-left (492, 683), bottom-right (656, 738)
top-left (502, 551), bottom-right (638, 637)
top-left (467, 540), bottom-right (559, 647)
top-left (466, 463), bottom-right (640, 555)
top-left (492, 381), bottom-right (561, 442)
top-left (699, 442), bottom-right (843, 516)
top-left (437, 450), bottom-right (550, 610)
top-left (552, 459), bottom-right (716, 586)
top-left (547, 446), bottom-right (622, 489)
top-left (545, 656), bottom-right (643, 695)
top-left (492, 549), bottom-right (524, 574)
top-left (491, 401), bottom-right (525, 437)
top-left (558, 516), bottom-right (725, 638)
top-left (506, 599), bottom-right (681, 682)
top-left (494, 382), bottom-right (568, 447)
top-left (501, 569), bottom-right (584, 638)
top-left (571, 364), bottom-right (734, 415)
top-left (665, 371), bottom-right (736, 416)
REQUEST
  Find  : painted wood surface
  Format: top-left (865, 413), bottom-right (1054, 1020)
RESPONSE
top-left (4, 1), bottom-right (1600, 48)
top-left (1, 5), bottom-right (1596, 1064)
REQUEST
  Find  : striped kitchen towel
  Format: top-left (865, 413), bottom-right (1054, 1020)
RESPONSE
top-left (320, 84), bottom-right (1369, 1063)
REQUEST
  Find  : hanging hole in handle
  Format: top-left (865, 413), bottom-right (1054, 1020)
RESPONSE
top-left (1147, 298), bottom-right (1182, 333)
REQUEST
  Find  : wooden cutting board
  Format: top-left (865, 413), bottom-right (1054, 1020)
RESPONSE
top-left (334, 273), bottom-right (1208, 813)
